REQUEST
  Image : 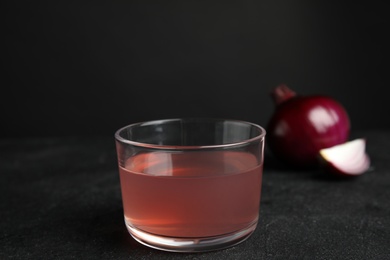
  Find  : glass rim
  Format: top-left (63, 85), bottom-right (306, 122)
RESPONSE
top-left (114, 118), bottom-right (266, 150)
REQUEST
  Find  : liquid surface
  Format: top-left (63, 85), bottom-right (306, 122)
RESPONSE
top-left (119, 151), bottom-right (263, 238)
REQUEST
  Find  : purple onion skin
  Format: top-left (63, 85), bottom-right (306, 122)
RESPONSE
top-left (267, 95), bottom-right (350, 168)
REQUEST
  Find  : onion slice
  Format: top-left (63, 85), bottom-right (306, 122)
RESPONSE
top-left (319, 138), bottom-right (370, 176)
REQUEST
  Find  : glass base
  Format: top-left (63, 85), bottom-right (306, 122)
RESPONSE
top-left (125, 222), bottom-right (258, 253)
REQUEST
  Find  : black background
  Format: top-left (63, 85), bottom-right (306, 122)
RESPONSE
top-left (4, 1), bottom-right (389, 137)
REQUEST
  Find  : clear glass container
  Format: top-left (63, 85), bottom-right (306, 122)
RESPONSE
top-left (115, 118), bottom-right (266, 252)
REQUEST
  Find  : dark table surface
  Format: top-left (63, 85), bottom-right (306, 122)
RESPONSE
top-left (1, 130), bottom-right (389, 260)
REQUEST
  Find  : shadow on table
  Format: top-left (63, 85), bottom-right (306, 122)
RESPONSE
top-left (263, 152), bottom-right (358, 182)
top-left (263, 152), bottom-right (311, 173)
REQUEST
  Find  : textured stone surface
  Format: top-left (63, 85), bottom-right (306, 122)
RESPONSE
top-left (1, 131), bottom-right (389, 259)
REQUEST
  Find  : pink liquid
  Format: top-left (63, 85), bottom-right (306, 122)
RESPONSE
top-left (119, 150), bottom-right (262, 238)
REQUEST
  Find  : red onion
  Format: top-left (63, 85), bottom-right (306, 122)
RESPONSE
top-left (266, 84), bottom-right (350, 167)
